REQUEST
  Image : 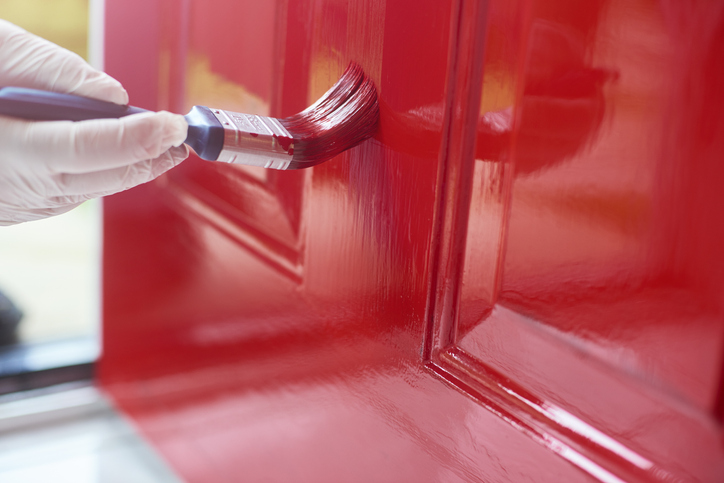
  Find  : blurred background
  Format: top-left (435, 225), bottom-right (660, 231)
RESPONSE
top-left (0, 3), bottom-right (183, 482)
top-left (0, 0), bottom-right (101, 349)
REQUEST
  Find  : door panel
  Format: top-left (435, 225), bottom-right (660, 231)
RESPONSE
top-left (103, 0), bottom-right (451, 375)
top-left (102, 0), bottom-right (724, 481)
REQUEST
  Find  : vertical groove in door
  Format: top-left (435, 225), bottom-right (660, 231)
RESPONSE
top-left (423, 0), bottom-right (490, 361)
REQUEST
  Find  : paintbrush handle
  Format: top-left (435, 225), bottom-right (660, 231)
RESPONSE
top-left (0, 87), bottom-right (298, 168)
top-left (0, 86), bottom-right (226, 161)
top-left (0, 86), bottom-right (149, 120)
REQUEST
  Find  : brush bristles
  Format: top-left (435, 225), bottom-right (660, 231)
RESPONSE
top-left (280, 63), bottom-right (379, 169)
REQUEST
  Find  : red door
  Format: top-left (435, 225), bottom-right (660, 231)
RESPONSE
top-left (101, 0), bottom-right (724, 481)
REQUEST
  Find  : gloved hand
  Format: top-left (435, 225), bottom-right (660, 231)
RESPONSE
top-left (0, 20), bottom-right (189, 225)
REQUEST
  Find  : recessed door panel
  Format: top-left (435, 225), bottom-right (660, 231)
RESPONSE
top-left (428, 1), bottom-right (724, 481)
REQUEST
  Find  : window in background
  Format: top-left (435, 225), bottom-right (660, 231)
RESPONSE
top-left (0, 0), bottom-right (100, 392)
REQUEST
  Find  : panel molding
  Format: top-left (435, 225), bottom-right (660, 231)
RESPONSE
top-left (423, 1), bottom-right (722, 482)
top-left (159, 0), bottom-right (310, 286)
top-left (425, 0), bottom-right (692, 481)
top-left (162, 178), bottom-right (305, 284)
top-left (423, 0), bottom-right (489, 361)
top-left (430, 347), bottom-right (665, 483)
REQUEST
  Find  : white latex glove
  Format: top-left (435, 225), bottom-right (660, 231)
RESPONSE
top-left (0, 20), bottom-right (189, 225)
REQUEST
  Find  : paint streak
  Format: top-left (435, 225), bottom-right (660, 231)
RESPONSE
top-left (281, 63), bottom-right (379, 168)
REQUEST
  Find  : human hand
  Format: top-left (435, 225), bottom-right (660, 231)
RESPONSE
top-left (0, 20), bottom-right (189, 225)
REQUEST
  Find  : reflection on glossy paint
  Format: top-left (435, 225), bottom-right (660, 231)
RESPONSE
top-left (449, 0), bottom-right (724, 480)
top-left (102, 0), bottom-right (724, 481)
top-left (185, 53), bottom-right (270, 115)
top-left (541, 405), bottom-right (653, 471)
top-left (459, 0), bottom-right (724, 411)
top-left (543, 437), bottom-right (627, 483)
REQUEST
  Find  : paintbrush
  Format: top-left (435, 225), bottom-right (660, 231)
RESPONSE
top-left (0, 63), bottom-right (378, 170)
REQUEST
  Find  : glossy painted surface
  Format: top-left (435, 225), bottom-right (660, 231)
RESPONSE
top-left (102, 0), bottom-right (724, 481)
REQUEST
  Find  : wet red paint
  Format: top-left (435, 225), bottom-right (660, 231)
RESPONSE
top-left (272, 133), bottom-right (293, 153)
top-left (102, 0), bottom-right (724, 482)
top-left (280, 63), bottom-right (378, 168)
top-left (249, 132), bottom-right (258, 137)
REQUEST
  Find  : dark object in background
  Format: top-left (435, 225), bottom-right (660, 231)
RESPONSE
top-left (0, 290), bottom-right (22, 346)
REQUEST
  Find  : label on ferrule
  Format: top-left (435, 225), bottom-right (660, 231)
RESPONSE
top-left (227, 113), bottom-right (269, 135)
top-left (216, 151), bottom-right (292, 170)
top-left (211, 109), bottom-right (294, 170)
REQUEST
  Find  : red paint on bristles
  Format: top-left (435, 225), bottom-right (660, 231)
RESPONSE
top-left (280, 63), bottom-right (379, 169)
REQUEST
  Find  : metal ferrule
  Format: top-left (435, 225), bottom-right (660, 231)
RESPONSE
top-left (211, 109), bottom-right (294, 170)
